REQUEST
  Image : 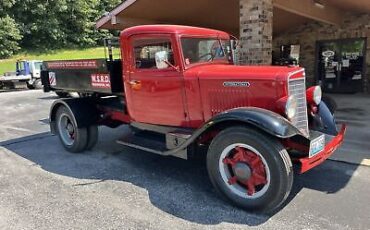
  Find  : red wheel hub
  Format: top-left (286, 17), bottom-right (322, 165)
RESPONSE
top-left (222, 146), bottom-right (268, 196)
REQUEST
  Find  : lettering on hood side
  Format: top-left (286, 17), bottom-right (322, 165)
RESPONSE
top-left (223, 81), bottom-right (251, 87)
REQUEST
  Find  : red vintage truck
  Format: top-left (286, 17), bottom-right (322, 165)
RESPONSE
top-left (41, 25), bottom-right (346, 213)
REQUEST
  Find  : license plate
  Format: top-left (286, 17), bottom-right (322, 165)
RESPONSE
top-left (309, 134), bottom-right (325, 158)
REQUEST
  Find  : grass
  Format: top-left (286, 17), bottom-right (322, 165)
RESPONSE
top-left (0, 47), bottom-right (106, 74)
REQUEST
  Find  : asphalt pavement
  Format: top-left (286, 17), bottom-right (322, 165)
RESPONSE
top-left (330, 93), bottom-right (370, 165)
top-left (0, 90), bottom-right (369, 230)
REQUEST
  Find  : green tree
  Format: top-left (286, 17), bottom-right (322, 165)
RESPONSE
top-left (1, 0), bottom-right (122, 54)
top-left (0, 0), bottom-right (22, 58)
top-left (11, 0), bottom-right (70, 50)
top-left (97, 0), bottom-right (122, 15)
top-left (84, 0), bottom-right (122, 46)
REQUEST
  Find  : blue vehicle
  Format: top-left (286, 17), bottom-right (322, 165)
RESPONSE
top-left (0, 60), bottom-right (43, 89)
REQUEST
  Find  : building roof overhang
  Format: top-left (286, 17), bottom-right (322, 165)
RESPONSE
top-left (96, 0), bottom-right (370, 36)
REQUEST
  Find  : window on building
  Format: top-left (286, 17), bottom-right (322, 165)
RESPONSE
top-left (133, 38), bottom-right (174, 69)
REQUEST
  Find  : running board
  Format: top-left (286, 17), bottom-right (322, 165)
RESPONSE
top-left (117, 130), bottom-right (188, 159)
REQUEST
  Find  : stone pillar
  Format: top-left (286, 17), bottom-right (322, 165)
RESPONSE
top-left (238, 0), bottom-right (273, 65)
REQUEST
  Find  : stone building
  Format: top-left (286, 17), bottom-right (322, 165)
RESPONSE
top-left (96, 0), bottom-right (370, 93)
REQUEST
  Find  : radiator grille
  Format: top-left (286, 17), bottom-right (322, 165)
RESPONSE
top-left (288, 78), bottom-right (309, 137)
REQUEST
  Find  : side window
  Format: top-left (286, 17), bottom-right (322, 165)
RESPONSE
top-left (133, 38), bottom-right (174, 69)
top-left (18, 62), bottom-right (25, 74)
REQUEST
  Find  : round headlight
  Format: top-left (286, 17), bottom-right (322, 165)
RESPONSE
top-left (286, 95), bottom-right (297, 119)
top-left (313, 86), bottom-right (322, 105)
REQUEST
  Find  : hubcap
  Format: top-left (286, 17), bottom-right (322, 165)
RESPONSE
top-left (58, 113), bottom-right (75, 146)
top-left (219, 144), bottom-right (270, 199)
top-left (233, 162), bottom-right (252, 181)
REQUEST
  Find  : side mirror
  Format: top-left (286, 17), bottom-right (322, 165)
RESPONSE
top-left (231, 39), bottom-right (238, 50)
top-left (155, 51), bottom-right (169, 69)
top-left (230, 34), bottom-right (239, 50)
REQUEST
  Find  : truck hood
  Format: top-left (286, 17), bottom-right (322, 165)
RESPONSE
top-left (185, 64), bottom-right (303, 81)
top-left (184, 64), bottom-right (305, 121)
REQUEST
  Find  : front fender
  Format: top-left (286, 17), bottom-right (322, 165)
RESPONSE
top-left (203, 107), bottom-right (305, 138)
top-left (310, 101), bottom-right (338, 136)
top-left (153, 107), bottom-right (305, 156)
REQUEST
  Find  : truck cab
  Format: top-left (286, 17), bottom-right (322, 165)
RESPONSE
top-left (22, 60), bottom-right (43, 88)
top-left (121, 26), bottom-right (234, 127)
top-left (43, 25), bottom-right (346, 213)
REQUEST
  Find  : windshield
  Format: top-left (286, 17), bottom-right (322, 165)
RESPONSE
top-left (181, 38), bottom-right (233, 66)
top-left (34, 62), bottom-right (43, 71)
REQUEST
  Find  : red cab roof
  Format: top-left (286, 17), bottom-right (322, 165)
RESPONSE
top-left (120, 25), bottom-right (230, 39)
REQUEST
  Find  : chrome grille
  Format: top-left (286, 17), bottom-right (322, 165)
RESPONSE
top-left (288, 78), bottom-right (309, 137)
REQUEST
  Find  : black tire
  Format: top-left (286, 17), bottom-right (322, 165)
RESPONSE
top-left (55, 106), bottom-right (88, 153)
top-left (33, 79), bottom-right (43, 89)
top-left (26, 82), bottom-right (35, 89)
top-left (86, 125), bottom-right (99, 150)
top-left (207, 126), bottom-right (293, 213)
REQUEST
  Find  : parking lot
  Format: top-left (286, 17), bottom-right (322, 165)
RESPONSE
top-left (0, 90), bottom-right (370, 230)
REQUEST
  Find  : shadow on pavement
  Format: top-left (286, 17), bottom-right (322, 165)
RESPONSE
top-left (38, 95), bottom-right (60, 100)
top-left (0, 88), bottom-right (29, 93)
top-left (0, 128), bottom-right (358, 226)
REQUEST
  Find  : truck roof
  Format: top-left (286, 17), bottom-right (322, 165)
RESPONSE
top-left (17, 60), bottom-right (43, 63)
top-left (120, 25), bottom-right (230, 39)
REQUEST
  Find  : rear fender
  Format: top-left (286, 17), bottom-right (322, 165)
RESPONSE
top-left (41, 70), bottom-right (51, 92)
top-left (49, 98), bottom-right (99, 134)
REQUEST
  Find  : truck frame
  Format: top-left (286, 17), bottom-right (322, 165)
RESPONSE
top-left (41, 25), bottom-right (346, 213)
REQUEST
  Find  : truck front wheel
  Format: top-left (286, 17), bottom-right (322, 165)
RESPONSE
top-left (56, 106), bottom-right (88, 153)
top-left (26, 82), bottom-right (34, 89)
top-left (33, 79), bottom-right (43, 89)
top-left (207, 127), bottom-right (293, 213)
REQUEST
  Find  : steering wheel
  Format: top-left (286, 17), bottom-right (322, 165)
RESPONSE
top-left (198, 52), bottom-right (215, 62)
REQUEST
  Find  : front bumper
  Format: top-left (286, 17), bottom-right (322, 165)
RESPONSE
top-left (299, 124), bottom-right (346, 173)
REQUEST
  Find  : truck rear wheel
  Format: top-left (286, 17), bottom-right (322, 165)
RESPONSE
top-left (86, 126), bottom-right (99, 150)
top-left (56, 106), bottom-right (88, 153)
top-left (207, 127), bottom-right (293, 213)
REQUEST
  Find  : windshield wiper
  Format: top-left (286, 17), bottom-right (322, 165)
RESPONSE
top-left (218, 37), bottom-right (226, 57)
top-left (208, 37), bottom-right (226, 62)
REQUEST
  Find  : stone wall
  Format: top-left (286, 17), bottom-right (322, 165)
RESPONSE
top-left (273, 13), bottom-right (370, 92)
top-left (238, 0), bottom-right (273, 65)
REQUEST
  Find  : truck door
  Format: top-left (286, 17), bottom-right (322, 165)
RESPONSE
top-left (17, 61), bottom-right (29, 76)
top-left (126, 34), bottom-right (187, 126)
top-left (30, 61), bottom-right (42, 79)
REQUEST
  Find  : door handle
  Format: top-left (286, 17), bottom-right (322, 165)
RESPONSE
top-left (336, 63), bottom-right (341, 72)
top-left (128, 80), bottom-right (142, 90)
